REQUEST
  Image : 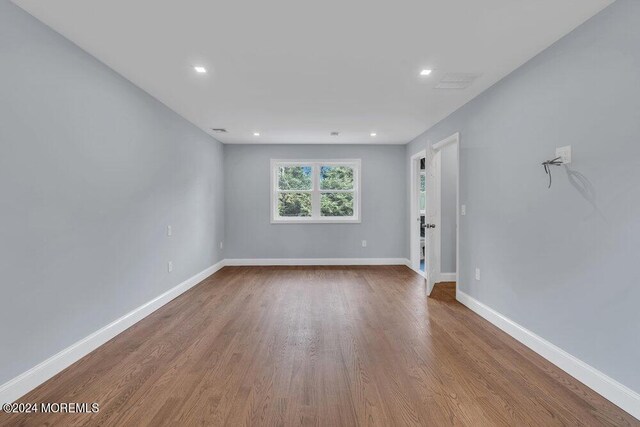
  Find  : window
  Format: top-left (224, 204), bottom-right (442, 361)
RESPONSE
top-left (420, 172), bottom-right (426, 213)
top-left (271, 159), bottom-right (361, 223)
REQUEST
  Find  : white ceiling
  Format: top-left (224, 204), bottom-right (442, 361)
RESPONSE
top-left (13, 0), bottom-right (613, 144)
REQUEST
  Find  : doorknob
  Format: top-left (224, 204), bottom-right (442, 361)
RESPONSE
top-left (426, 223), bottom-right (436, 229)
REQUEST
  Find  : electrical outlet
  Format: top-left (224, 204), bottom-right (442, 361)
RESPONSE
top-left (556, 145), bottom-right (572, 164)
top-left (168, 261), bottom-right (173, 273)
top-left (475, 268), bottom-right (480, 281)
top-left (167, 225), bottom-right (172, 237)
top-left (219, 241), bottom-right (223, 250)
top-left (461, 204), bottom-right (466, 216)
top-left (362, 240), bottom-right (367, 248)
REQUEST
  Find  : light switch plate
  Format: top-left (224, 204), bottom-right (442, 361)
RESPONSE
top-left (556, 145), bottom-right (571, 164)
top-left (475, 268), bottom-right (481, 281)
top-left (461, 204), bottom-right (466, 216)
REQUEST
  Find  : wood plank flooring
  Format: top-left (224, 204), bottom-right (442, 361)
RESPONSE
top-left (1, 266), bottom-right (637, 426)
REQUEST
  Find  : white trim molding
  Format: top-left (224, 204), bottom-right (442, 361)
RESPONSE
top-left (0, 257), bottom-right (413, 403)
top-left (456, 290), bottom-right (640, 420)
top-left (225, 258), bottom-right (409, 266)
top-left (0, 260), bottom-right (226, 405)
top-left (432, 132), bottom-right (460, 151)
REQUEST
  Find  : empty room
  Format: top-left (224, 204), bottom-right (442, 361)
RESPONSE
top-left (1, 0), bottom-right (639, 425)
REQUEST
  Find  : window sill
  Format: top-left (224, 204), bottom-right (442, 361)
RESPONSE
top-left (271, 218), bottom-right (361, 224)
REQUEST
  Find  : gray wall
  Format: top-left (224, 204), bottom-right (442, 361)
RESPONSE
top-left (407, 0), bottom-right (640, 392)
top-left (440, 143), bottom-right (457, 273)
top-left (0, 1), bottom-right (224, 386)
top-left (224, 144), bottom-right (406, 259)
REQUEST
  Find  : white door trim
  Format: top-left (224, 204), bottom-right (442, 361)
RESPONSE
top-left (409, 150), bottom-right (426, 273)
top-left (432, 132), bottom-right (460, 151)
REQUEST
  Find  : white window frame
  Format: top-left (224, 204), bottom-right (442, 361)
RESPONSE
top-left (270, 159), bottom-right (361, 224)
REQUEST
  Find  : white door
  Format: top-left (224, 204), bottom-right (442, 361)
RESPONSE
top-left (424, 144), bottom-right (441, 295)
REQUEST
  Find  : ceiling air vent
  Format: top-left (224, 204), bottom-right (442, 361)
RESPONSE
top-left (211, 128), bottom-right (227, 133)
top-left (435, 73), bottom-right (482, 90)
top-left (330, 131), bottom-right (340, 136)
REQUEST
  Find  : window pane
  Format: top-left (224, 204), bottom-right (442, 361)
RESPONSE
top-left (278, 193), bottom-right (312, 217)
top-left (420, 173), bottom-right (426, 211)
top-left (320, 166), bottom-right (353, 190)
top-left (278, 166), bottom-right (312, 190)
top-left (321, 193), bottom-right (354, 217)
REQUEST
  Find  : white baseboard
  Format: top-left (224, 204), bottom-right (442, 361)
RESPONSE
top-left (0, 260), bottom-right (226, 405)
top-left (225, 258), bottom-right (410, 266)
top-left (18, 259), bottom-right (632, 420)
top-left (0, 258), bottom-right (410, 403)
top-left (438, 272), bottom-right (456, 282)
top-left (456, 290), bottom-right (640, 421)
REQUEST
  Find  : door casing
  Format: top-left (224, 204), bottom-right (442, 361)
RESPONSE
top-left (427, 132), bottom-right (460, 294)
top-left (409, 133), bottom-right (460, 295)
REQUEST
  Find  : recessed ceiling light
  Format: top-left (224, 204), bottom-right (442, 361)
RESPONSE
top-left (194, 66), bottom-right (207, 73)
top-left (370, 132), bottom-right (377, 137)
top-left (420, 69), bottom-right (432, 76)
top-left (253, 132), bottom-right (260, 136)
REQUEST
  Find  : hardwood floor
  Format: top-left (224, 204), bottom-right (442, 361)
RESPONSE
top-left (2, 266), bottom-right (637, 426)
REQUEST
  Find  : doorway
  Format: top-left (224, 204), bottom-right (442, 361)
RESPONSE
top-left (432, 134), bottom-right (459, 287)
top-left (409, 133), bottom-right (459, 295)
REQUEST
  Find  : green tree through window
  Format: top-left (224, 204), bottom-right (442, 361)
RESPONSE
top-left (320, 166), bottom-right (354, 216)
top-left (420, 172), bottom-right (426, 212)
top-left (277, 166), bottom-right (312, 216)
